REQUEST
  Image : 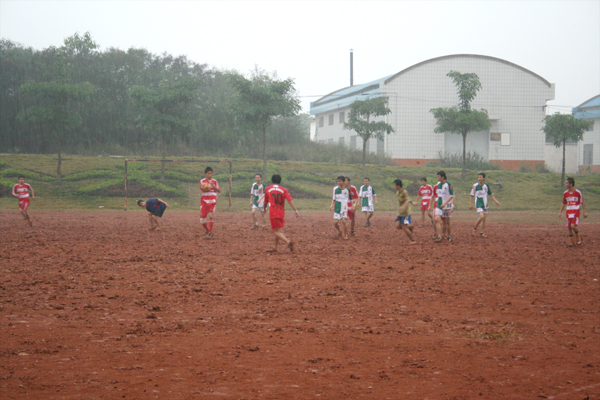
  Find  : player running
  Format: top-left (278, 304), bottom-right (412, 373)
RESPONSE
top-left (412, 178), bottom-right (434, 228)
top-left (358, 177), bottom-right (377, 227)
top-left (12, 176), bottom-right (35, 227)
top-left (394, 179), bottom-right (416, 244)
top-left (259, 174), bottom-right (298, 252)
top-left (433, 171), bottom-right (455, 242)
top-left (469, 173), bottom-right (501, 237)
top-left (137, 198), bottom-right (169, 230)
top-left (330, 176), bottom-right (353, 240)
top-left (558, 177), bottom-right (587, 246)
top-left (344, 177), bottom-right (359, 236)
top-left (250, 174), bottom-right (267, 231)
top-left (199, 166), bottom-right (221, 238)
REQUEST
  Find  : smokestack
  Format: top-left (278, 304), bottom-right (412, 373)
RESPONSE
top-left (350, 49), bottom-right (354, 87)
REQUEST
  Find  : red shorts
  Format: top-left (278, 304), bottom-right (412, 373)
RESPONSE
top-left (347, 210), bottom-right (355, 220)
top-left (270, 218), bottom-right (284, 230)
top-left (18, 198), bottom-right (30, 211)
top-left (200, 202), bottom-right (216, 219)
top-left (420, 202), bottom-right (431, 211)
top-left (566, 215), bottom-right (579, 227)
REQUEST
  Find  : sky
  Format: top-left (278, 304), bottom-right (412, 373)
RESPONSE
top-left (1, 0), bottom-right (599, 114)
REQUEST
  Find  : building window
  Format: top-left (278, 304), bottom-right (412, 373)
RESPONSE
top-left (339, 137), bottom-right (345, 145)
top-left (350, 135), bottom-right (357, 150)
top-left (319, 117), bottom-right (324, 128)
top-left (377, 138), bottom-right (384, 154)
top-left (328, 138), bottom-right (334, 144)
top-left (328, 114), bottom-right (334, 126)
top-left (583, 144), bottom-right (593, 165)
top-left (339, 111), bottom-right (345, 124)
top-left (501, 133), bottom-right (510, 146)
top-left (490, 132), bottom-right (501, 141)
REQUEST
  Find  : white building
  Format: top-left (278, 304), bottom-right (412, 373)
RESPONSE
top-left (310, 54), bottom-right (555, 169)
top-left (574, 94), bottom-right (599, 173)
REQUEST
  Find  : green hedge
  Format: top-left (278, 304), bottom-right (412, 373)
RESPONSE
top-left (63, 170), bottom-right (121, 181)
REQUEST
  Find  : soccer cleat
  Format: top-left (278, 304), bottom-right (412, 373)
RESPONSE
top-left (365, 221), bottom-right (370, 227)
top-left (261, 226), bottom-right (267, 230)
top-left (480, 233), bottom-right (487, 238)
top-left (207, 232), bottom-right (212, 238)
top-left (446, 236), bottom-right (452, 242)
top-left (409, 240), bottom-right (417, 245)
top-left (288, 241), bottom-right (294, 252)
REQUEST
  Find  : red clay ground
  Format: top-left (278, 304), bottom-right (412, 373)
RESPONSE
top-left (1, 211), bottom-right (599, 399)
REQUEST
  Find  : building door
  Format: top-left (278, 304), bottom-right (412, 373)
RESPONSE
top-left (583, 144), bottom-right (593, 165)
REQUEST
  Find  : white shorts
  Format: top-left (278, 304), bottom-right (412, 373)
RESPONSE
top-left (435, 208), bottom-right (453, 218)
top-left (362, 206), bottom-right (374, 213)
top-left (333, 211), bottom-right (348, 220)
top-left (252, 204), bottom-right (265, 212)
top-left (477, 207), bottom-right (488, 214)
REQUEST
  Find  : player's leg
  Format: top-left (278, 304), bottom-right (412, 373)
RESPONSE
top-left (261, 209), bottom-right (267, 229)
top-left (349, 211), bottom-right (356, 236)
top-left (341, 218), bottom-right (348, 240)
top-left (473, 211), bottom-right (484, 235)
top-left (479, 213), bottom-right (487, 236)
top-left (251, 208), bottom-right (258, 229)
top-left (333, 216), bottom-right (342, 238)
top-left (574, 225), bottom-right (582, 245)
top-left (445, 219), bottom-right (452, 241)
top-left (420, 210), bottom-right (425, 227)
top-left (433, 210), bottom-right (443, 241)
top-left (567, 224), bottom-right (576, 246)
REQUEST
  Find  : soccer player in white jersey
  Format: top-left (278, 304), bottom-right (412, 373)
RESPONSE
top-left (433, 171), bottom-right (455, 242)
top-left (559, 177), bottom-right (587, 246)
top-left (12, 175), bottom-right (35, 226)
top-left (330, 176), bottom-right (353, 240)
top-left (358, 178), bottom-right (377, 227)
top-left (469, 173), bottom-right (501, 237)
top-left (250, 174), bottom-right (267, 230)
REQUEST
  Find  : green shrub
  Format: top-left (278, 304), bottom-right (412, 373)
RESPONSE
top-left (63, 170), bottom-right (121, 181)
top-left (426, 151), bottom-right (500, 171)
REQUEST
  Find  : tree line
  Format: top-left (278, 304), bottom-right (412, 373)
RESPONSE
top-left (0, 33), bottom-right (310, 161)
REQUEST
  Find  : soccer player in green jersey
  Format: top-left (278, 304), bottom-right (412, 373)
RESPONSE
top-left (250, 174), bottom-right (267, 230)
top-left (330, 176), bottom-right (353, 240)
top-left (433, 171), bottom-right (455, 242)
top-left (394, 179), bottom-right (416, 244)
top-left (358, 177), bottom-right (377, 227)
top-left (469, 173), bottom-right (501, 237)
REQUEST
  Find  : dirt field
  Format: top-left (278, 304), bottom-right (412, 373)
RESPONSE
top-left (1, 210), bottom-right (599, 399)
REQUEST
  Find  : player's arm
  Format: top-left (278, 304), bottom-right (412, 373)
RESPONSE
top-left (330, 198), bottom-right (336, 212)
top-left (214, 181), bottom-right (221, 193)
top-left (490, 193), bottom-right (500, 207)
top-left (289, 199), bottom-right (299, 216)
top-left (374, 193), bottom-right (378, 205)
top-left (257, 194), bottom-right (265, 205)
top-left (469, 194), bottom-right (474, 210)
top-left (412, 195), bottom-right (421, 207)
top-left (11, 185), bottom-right (18, 198)
top-left (250, 192), bottom-right (254, 206)
top-left (398, 197), bottom-right (410, 213)
top-left (558, 202), bottom-right (566, 218)
top-left (156, 198), bottom-right (169, 208)
top-left (582, 201), bottom-right (587, 218)
top-left (28, 184), bottom-right (35, 200)
top-left (441, 195), bottom-right (454, 209)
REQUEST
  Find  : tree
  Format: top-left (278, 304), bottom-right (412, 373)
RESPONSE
top-left (19, 50), bottom-right (95, 181)
top-left (130, 76), bottom-right (200, 179)
top-left (228, 68), bottom-right (301, 178)
top-left (430, 71), bottom-right (491, 181)
top-left (542, 113), bottom-right (594, 187)
top-left (343, 97), bottom-right (394, 178)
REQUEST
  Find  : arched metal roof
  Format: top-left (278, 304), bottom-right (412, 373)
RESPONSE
top-left (384, 54), bottom-right (552, 88)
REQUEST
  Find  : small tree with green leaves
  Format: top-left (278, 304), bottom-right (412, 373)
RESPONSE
top-left (343, 97), bottom-right (394, 178)
top-left (542, 113), bottom-right (594, 187)
top-left (19, 50), bottom-right (95, 181)
top-left (228, 68), bottom-right (301, 178)
top-left (130, 77), bottom-right (199, 180)
top-left (430, 71), bottom-right (491, 181)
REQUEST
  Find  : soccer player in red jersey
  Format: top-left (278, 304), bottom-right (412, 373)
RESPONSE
top-left (12, 176), bottom-right (35, 226)
top-left (412, 178), bottom-right (434, 228)
top-left (199, 166), bottom-right (221, 238)
top-left (559, 177), bottom-right (587, 246)
top-left (259, 174), bottom-right (298, 252)
top-left (344, 177), bottom-right (359, 236)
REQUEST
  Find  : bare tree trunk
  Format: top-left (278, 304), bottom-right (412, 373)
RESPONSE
top-left (57, 135), bottom-right (62, 182)
top-left (462, 132), bottom-right (467, 182)
top-left (161, 132), bottom-right (165, 181)
top-left (362, 138), bottom-right (367, 179)
top-left (561, 139), bottom-right (566, 187)
top-left (262, 126), bottom-right (267, 180)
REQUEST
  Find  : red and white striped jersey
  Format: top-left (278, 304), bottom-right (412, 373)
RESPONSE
top-left (12, 183), bottom-right (33, 199)
top-left (200, 178), bottom-right (220, 205)
top-left (563, 189), bottom-right (584, 211)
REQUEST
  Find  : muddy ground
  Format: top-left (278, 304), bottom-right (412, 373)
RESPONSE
top-left (1, 211), bottom-right (599, 399)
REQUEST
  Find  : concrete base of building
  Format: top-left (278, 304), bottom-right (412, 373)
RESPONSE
top-left (391, 158), bottom-right (547, 171)
top-left (578, 165), bottom-right (600, 173)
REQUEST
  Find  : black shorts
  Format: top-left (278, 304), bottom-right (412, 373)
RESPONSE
top-left (150, 203), bottom-right (166, 218)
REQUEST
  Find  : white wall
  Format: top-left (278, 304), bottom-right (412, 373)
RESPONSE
top-left (545, 143), bottom-right (578, 173)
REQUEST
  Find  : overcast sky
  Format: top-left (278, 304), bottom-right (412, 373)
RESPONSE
top-left (1, 0), bottom-right (598, 114)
